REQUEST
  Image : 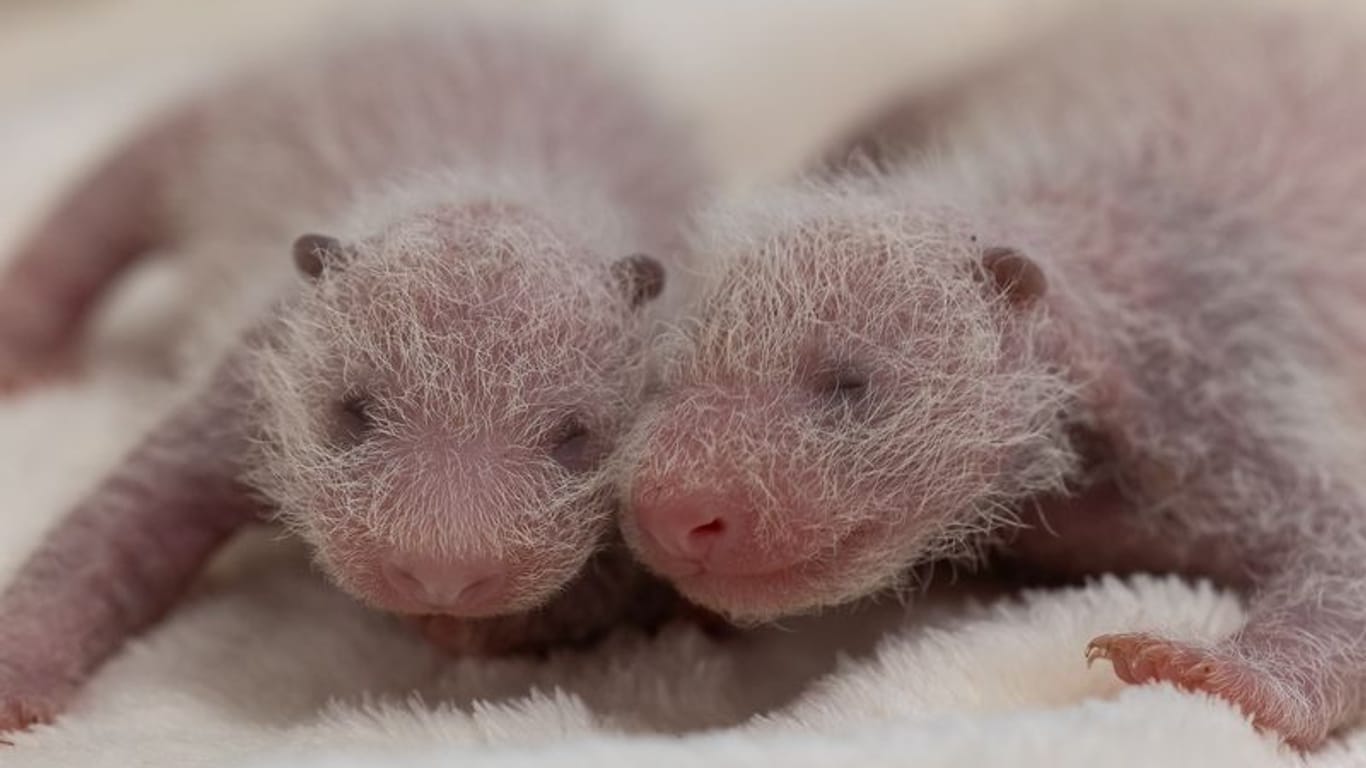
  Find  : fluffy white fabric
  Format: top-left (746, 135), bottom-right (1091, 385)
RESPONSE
top-left (2, 1), bottom-right (1364, 766)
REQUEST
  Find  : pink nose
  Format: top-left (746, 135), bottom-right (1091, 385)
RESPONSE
top-left (380, 553), bottom-right (508, 613)
top-left (633, 492), bottom-right (748, 570)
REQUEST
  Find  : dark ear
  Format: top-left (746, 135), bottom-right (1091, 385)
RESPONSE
top-left (610, 253), bottom-right (666, 308)
top-left (977, 246), bottom-right (1046, 306)
top-left (292, 234), bottom-right (350, 280)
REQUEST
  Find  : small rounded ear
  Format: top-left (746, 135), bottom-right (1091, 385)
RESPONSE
top-left (977, 246), bottom-right (1046, 306)
top-left (292, 234), bottom-right (348, 280)
top-left (610, 253), bottom-right (666, 308)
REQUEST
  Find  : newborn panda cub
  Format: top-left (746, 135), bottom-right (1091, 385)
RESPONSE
top-left (0, 14), bottom-right (699, 735)
top-left (260, 213), bottom-right (675, 648)
top-left (617, 3), bottom-right (1366, 748)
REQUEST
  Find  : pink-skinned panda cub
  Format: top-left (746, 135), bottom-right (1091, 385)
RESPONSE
top-left (616, 2), bottom-right (1366, 748)
top-left (0, 12), bottom-right (702, 735)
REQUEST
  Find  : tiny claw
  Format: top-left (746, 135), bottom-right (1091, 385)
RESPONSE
top-left (1086, 634), bottom-right (1129, 668)
top-left (1085, 631), bottom-right (1334, 747)
top-left (1085, 642), bottom-right (1105, 667)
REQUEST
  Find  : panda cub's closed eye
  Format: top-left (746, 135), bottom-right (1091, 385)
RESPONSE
top-left (548, 414), bottom-right (593, 472)
top-left (831, 371), bottom-right (868, 395)
top-left (334, 393), bottom-right (377, 446)
top-left (813, 364), bottom-right (871, 407)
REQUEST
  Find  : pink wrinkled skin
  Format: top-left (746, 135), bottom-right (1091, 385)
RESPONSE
top-left (617, 5), bottom-right (1366, 747)
top-left (0, 13), bottom-right (701, 736)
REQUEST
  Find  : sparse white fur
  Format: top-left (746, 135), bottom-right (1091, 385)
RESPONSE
top-left (164, 12), bottom-right (700, 354)
top-left (246, 200), bottom-right (647, 607)
top-left (618, 0), bottom-right (1366, 744)
top-left (205, 15), bottom-right (702, 613)
top-left (619, 179), bottom-right (1079, 609)
top-left (0, 9), bottom-right (709, 734)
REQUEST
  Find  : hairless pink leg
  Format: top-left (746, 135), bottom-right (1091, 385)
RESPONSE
top-left (0, 355), bottom-right (262, 737)
top-left (0, 118), bottom-right (187, 392)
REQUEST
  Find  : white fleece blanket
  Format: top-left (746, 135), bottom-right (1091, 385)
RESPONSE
top-left (1, 1), bottom-right (1364, 766)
